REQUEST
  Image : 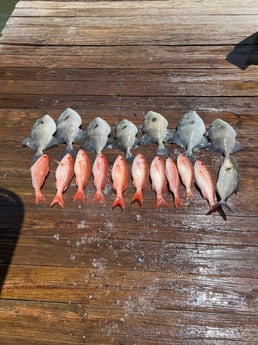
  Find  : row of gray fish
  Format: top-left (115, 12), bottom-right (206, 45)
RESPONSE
top-left (22, 108), bottom-right (242, 164)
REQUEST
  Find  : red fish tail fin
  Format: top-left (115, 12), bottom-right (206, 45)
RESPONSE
top-left (73, 189), bottom-right (86, 203)
top-left (35, 190), bottom-right (47, 205)
top-left (186, 188), bottom-right (195, 200)
top-left (131, 189), bottom-right (144, 207)
top-left (112, 195), bottom-right (125, 210)
top-left (174, 195), bottom-right (182, 208)
top-left (156, 194), bottom-right (169, 209)
top-left (50, 193), bottom-right (64, 208)
top-left (92, 190), bottom-right (105, 203)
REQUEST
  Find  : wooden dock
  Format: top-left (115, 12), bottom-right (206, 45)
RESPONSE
top-left (0, 1), bottom-right (258, 344)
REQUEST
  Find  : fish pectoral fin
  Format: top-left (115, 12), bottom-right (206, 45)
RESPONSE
top-left (139, 134), bottom-right (155, 145)
top-left (165, 129), bottom-right (174, 142)
top-left (192, 136), bottom-right (209, 153)
top-left (198, 135), bottom-right (209, 149)
top-left (74, 129), bottom-right (85, 143)
top-left (22, 137), bottom-right (37, 150)
top-left (209, 143), bottom-right (224, 155)
top-left (105, 138), bottom-right (113, 149)
top-left (81, 140), bottom-right (96, 153)
top-left (171, 132), bottom-right (185, 148)
top-left (111, 139), bottom-right (121, 150)
top-left (46, 136), bottom-right (59, 149)
top-left (133, 137), bottom-right (140, 149)
top-left (232, 140), bottom-right (242, 154)
top-left (54, 131), bottom-right (66, 144)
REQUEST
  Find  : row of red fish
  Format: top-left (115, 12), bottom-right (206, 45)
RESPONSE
top-left (30, 149), bottom-right (216, 212)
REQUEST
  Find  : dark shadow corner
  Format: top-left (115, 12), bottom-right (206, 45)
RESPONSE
top-left (226, 32), bottom-right (258, 70)
top-left (0, 188), bottom-right (24, 295)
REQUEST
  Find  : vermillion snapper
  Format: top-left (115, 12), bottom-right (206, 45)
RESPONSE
top-left (92, 153), bottom-right (109, 203)
top-left (83, 117), bottom-right (111, 154)
top-left (131, 153), bottom-right (149, 207)
top-left (55, 108), bottom-right (84, 156)
top-left (194, 160), bottom-right (215, 213)
top-left (22, 114), bottom-right (58, 162)
top-left (30, 154), bottom-right (49, 205)
top-left (150, 156), bottom-right (169, 208)
top-left (177, 153), bottom-right (195, 200)
top-left (73, 149), bottom-right (91, 203)
top-left (165, 157), bottom-right (182, 208)
top-left (141, 111), bottom-right (172, 156)
top-left (207, 119), bottom-right (242, 160)
top-left (113, 119), bottom-right (139, 161)
top-left (111, 154), bottom-right (129, 210)
top-left (50, 153), bottom-right (74, 208)
top-left (172, 110), bottom-right (208, 162)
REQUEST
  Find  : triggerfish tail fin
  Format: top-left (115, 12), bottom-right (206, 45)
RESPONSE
top-left (50, 193), bottom-right (64, 208)
top-left (131, 189), bottom-right (144, 207)
top-left (112, 195), bottom-right (125, 210)
top-left (189, 155), bottom-right (195, 164)
top-left (206, 201), bottom-right (233, 221)
top-left (186, 152), bottom-right (195, 164)
top-left (92, 191), bottom-right (105, 203)
top-left (156, 195), bottom-right (169, 209)
top-left (125, 153), bottom-right (134, 163)
top-left (72, 189), bottom-right (86, 203)
top-left (63, 146), bottom-right (76, 159)
top-left (32, 152), bottom-right (43, 164)
top-left (35, 190), bottom-right (47, 205)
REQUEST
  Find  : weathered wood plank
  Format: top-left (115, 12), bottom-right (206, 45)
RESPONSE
top-left (13, 0), bottom-right (258, 15)
top-left (1, 235), bottom-right (258, 275)
top-left (2, 266), bottom-right (258, 313)
top-left (7, 14), bottom-right (258, 27)
top-left (1, 68), bottom-right (258, 97)
top-left (1, 23), bottom-right (256, 46)
top-left (2, 1), bottom-right (257, 46)
top-left (0, 45), bottom-right (242, 69)
top-left (0, 299), bottom-right (257, 344)
top-left (1, 96), bottom-right (258, 116)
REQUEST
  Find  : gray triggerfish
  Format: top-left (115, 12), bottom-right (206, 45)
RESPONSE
top-left (207, 118), bottom-right (242, 160)
top-left (208, 157), bottom-right (239, 220)
top-left (55, 107), bottom-right (84, 156)
top-left (140, 110), bottom-right (172, 156)
top-left (82, 117), bottom-right (111, 154)
top-left (22, 114), bottom-right (58, 162)
top-left (171, 110), bottom-right (208, 162)
top-left (113, 119), bottom-right (139, 161)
